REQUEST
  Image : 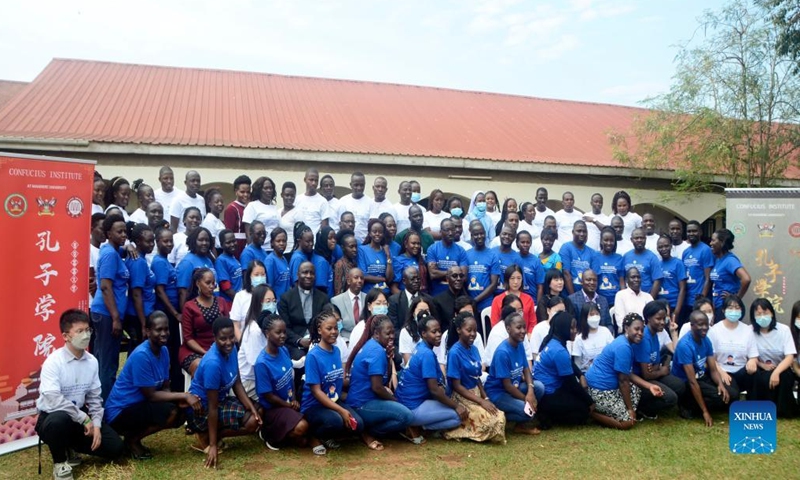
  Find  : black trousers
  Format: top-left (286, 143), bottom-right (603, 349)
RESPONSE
top-left (537, 377), bottom-right (593, 428)
top-left (679, 374), bottom-right (739, 413)
top-left (638, 374), bottom-right (685, 416)
top-left (752, 368), bottom-right (799, 418)
top-left (35, 411), bottom-right (123, 464)
top-left (165, 310), bottom-right (184, 392)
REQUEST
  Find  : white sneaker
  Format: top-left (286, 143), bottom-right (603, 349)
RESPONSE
top-left (53, 462), bottom-right (74, 480)
top-left (66, 449), bottom-right (82, 467)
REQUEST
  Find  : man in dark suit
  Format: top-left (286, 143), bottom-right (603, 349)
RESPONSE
top-left (388, 266), bottom-right (421, 333)
top-left (279, 261), bottom-right (330, 359)
top-left (432, 265), bottom-right (467, 332)
top-left (568, 268), bottom-right (613, 335)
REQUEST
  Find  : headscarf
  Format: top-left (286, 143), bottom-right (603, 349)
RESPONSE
top-left (314, 226), bottom-right (335, 262)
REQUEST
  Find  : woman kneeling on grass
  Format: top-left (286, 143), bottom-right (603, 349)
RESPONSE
top-left (585, 313), bottom-right (664, 430)
top-left (186, 317), bottom-right (262, 468)
top-left (253, 312), bottom-right (310, 450)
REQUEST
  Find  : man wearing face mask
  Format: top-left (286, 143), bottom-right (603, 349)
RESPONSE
top-left (409, 180), bottom-right (423, 205)
top-left (279, 262), bottom-right (330, 360)
top-left (331, 268), bottom-right (367, 342)
top-left (569, 269), bottom-right (613, 336)
top-left (36, 310), bottom-right (124, 480)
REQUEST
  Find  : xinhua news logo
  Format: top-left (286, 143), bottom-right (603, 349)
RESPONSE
top-left (729, 401), bottom-right (777, 454)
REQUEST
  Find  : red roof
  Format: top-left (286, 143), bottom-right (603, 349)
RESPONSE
top-left (0, 58), bottom-right (651, 168)
top-left (0, 80), bottom-right (28, 111)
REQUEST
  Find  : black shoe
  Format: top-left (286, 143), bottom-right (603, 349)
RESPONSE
top-left (679, 407), bottom-right (694, 420)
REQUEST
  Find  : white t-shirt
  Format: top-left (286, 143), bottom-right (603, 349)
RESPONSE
top-left (532, 207), bottom-right (556, 232)
top-left (394, 203), bottom-right (427, 233)
top-left (279, 208), bottom-right (301, 254)
top-left (338, 194), bottom-right (373, 243)
top-left (754, 323), bottom-right (796, 366)
top-left (555, 209), bottom-right (584, 243)
top-left (708, 321), bottom-right (759, 373)
top-left (584, 212), bottom-right (610, 251)
top-left (201, 213), bottom-right (226, 249)
top-left (294, 193), bottom-right (331, 235)
top-left (645, 233), bottom-right (659, 255)
top-left (424, 210), bottom-right (451, 234)
top-left (154, 188), bottom-right (181, 221)
top-left (238, 320), bottom-right (266, 381)
top-left (327, 197), bottom-right (341, 231)
top-left (437, 331), bottom-right (488, 366)
top-left (519, 220), bottom-right (540, 240)
top-left (170, 192), bottom-right (206, 233)
top-left (529, 320), bottom-right (550, 356)
top-left (169, 232), bottom-right (189, 266)
top-left (369, 198), bottom-right (395, 220)
top-left (242, 201), bottom-right (281, 251)
top-left (613, 289), bottom-right (654, 333)
top-left (89, 243), bottom-right (100, 303)
top-left (457, 240), bottom-right (473, 252)
top-left (129, 208), bottom-right (147, 225)
top-left (104, 204), bottom-right (130, 222)
top-left (230, 290), bottom-right (252, 328)
top-left (91, 204), bottom-right (104, 215)
top-left (616, 238), bottom-right (634, 256)
top-left (485, 322), bottom-right (533, 366)
top-left (572, 327), bottom-right (614, 372)
top-left (487, 210), bottom-right (502, 225)
top-left (671, 241), bottom-right (690, 259)
top-left (399, 328), bottom-right (421, 358)
top-left (618, 212), bottom-right (642, 239)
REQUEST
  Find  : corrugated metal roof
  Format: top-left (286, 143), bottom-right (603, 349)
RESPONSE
top-left (0, 80), bottom-right (29, 111)
top-left (0, 58), bottom-right (654, 167)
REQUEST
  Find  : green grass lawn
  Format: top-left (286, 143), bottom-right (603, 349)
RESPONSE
top-left (2, 411), bottom-right (798, 480)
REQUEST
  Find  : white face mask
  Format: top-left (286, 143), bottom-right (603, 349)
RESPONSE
top-left (69, 331), bottom-right (91, 351)
top-left (587, 315), bottom-right (601, 329)
top-left (795, 318), bottom-right (800, 330)
top-left (706, 312), bottom-right (715, 324)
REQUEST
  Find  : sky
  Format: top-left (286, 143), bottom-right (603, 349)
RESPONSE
top-left (0, 0), bottom-right (729, 107)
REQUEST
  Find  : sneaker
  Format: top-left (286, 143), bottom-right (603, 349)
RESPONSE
top-left (53, 462), bottom-right (74, 480)
top-left (66, 449), bottom-right (81, 467)
top-left (258, 429), bottom-right (280, 451)
top-left (636, 412), bottom-right (658, 422)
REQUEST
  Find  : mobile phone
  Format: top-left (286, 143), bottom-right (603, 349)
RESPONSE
top-left (349, 416), bottom-right (358, 430)
top-left (524, 402), bottom-right (535, 417)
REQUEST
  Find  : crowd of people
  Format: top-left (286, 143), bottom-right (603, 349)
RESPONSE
top-left (36, 166), bottom-right (800, 479)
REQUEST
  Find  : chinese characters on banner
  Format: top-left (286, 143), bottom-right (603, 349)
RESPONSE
top-left (0, 153), bottom-right (94, 454)
top-left (725, 189), bottom-right (800, 318)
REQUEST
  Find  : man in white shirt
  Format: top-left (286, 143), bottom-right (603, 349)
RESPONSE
top-left (36, 309), bottom-right (123, 480)
top-left (611, 216), bottom-right (634, 255)
top-left (532, 187), bottom-right (556, 232)
top-left (169, 170), bottom-right (205, 233)
top-left (320, 175), bottom-right (340, 231)
top-left (338, 172), bottom-right (372, 242)
top-left (642, 213), bottom-right (660, 255)
top-left (330, 268), bottom-right (366, 342)
top-left (393, 180), bottom-right (426, 232)
top-left (668, 219), bottom-right (690, 259)
top-left (369, 176), bottom-right (394, 220)
top-left (555, 191), bottom-right (584, 242)
top-left (583, 193), bottom-right (610, 251)
top-left (614, 268), bottom-right (654, 333)
top-left (153, 166), bottom-right (181, 223)
top-left (294, 168), bottom-right (331, 235)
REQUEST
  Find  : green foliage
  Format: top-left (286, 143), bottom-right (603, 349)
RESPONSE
top-left (611, 0), bottom-right (800, 192)
top-left (758, 0), bottom-right (800, 73)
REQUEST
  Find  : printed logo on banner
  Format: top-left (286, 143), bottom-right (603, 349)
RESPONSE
top-left (36, 197), bottom-right (57, 216)
top-left (3, 193), bottom-right (27, 218)
top-left (757, 223), bottom-right (775, 239)
top-left (788, 223), bottom-right (800, 238)
top-left (731, 222), bottom-right (746, 237)
top-left (729, 401), bottom-right (776, 454)
top-left (66, 196), bottom-right (84, 218)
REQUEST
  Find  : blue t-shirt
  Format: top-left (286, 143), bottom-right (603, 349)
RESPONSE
top-left (427, 241), bottom-right (467, 296)
top-left (300, 345), bottom-right (344, 413)
top-left (389, 241), bottom-right (401, 258)
top-left (176, 253), bottom-right (216, 290)
top-left (493, 248), bottom-right (522, 294)
top-left (681, 243), bottom-right (714, 307)
top-left (710, 252), bottom-right (743, 309)
top-left (585, 335), bottom-right (634, 390)
top-left (396, 342), bottom-right (442, 410)
top-left (517, 253), bottom-right (545, 298)
top-left (91, 244), bottom-right (130, 316)
top-left (105, 341), bottom-right (169, 422)
top-left (265, 253), bottom-right (290, 300)
top-left (393, 254), bottom-right (422, 288)
top-left (357, 244), bottom-right (391, 293)
top-left (215, 253), bottom-right (243, 302)
top-left (631, 327), bottom-right (661, 375)
top-left (559, 242), bottom-right (596, 288)
top-left (623, 249), bottom-right (663, 294)
top-left (446, 342), bottom-right (483, 391)
top-left (125, 256), bottom-right (156, 317)
top-left (465, 247), bottom-right (500, 311)
top-left (347, 339), bottom-right (389, 408)
top-left (659, 256), bottom-right (687, 308)
top-left (188, 343), bottom-right (239, 410)
top-left (534, 338), bottom-right (574, 395)
top-left (485, 340), bottom-right (527, 402)
top-left (254, 346), bottom-right (295, 410)
top-left (592, 252), bottom-right (625, 306)
top-left (151, 254), bottom-right (178, 311)
top-left (239, 244), bottom-right (267, 273)
top-left (672, 333), bottom-right (714, 381)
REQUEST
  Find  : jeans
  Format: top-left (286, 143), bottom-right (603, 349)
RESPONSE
top-left (355, 399), bottom-right (414, 436)
top-left (492, 381), bottom-right (544, 423)
top-left (410, 399), bottom-right (461, 430)
top-left (304, 404), bottom-right (364, 440)
top-left (91, 312), bottom-right (120, 400)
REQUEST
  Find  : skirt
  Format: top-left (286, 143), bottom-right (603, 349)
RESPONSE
top-left (442, 387), bottom-right (506, 444)
top-left (260, 407), bottom-right (305, 445)
top-left (588, 385), bottom-right (641, 422)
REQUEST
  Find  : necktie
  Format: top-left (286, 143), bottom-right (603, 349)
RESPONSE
top-left (353, 295), bottom-right (360, 322)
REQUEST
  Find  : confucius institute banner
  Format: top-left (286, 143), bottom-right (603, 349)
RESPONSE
top-left (725, 188), bottom-right (800, 322)
top-left (0, 152), bottom-right (95, 455)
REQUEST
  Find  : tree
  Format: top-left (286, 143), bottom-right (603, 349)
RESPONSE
top-left (758, 0), bottom-right (800, 73)
top-left (610, 0), bottom-right (800, 192)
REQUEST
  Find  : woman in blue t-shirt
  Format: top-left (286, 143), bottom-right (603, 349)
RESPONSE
top-left (534, 311), bottom-right (594, 429)
top-left (151, 227), bottom-right (183, 391)
top-left (392, 231), bottom-right (428, 294)
top-left (656, 235), bottom-right (687, 323)
top-left (300, 311), bottom-right (364, 455)
top-left (585, 313), bottom-right (664, 430)
top-left (592, 227), bottom-right (625, 307)
top-left (125, 223), bottom-right (157, 353)
top-left (253, 312), bottom-right (309, 450)
top-left (358, 219), bottom-right (394, 294)
top-left (442, 312), bottom-right (506, 443)
top-left (265, 228), bottom-right (290, 300)
top-left (484, 311), bottom-right (543, 435)
top-left (396, 313), bottom-right (466, 444)
top-left (709, 228), bottom-right (751, 318)
top-left (345, 315), bottom-right (414, 450)
top-left (176, 227), bottom-right (216, 311)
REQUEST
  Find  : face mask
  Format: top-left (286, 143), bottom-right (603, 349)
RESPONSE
top-left (795, 318), bottom-right (800, 330)
top-left (411, 192), bottom-right (421, 203)
top-left (251, 275), bottom-right (267, 287)
top-left (450, 207), bottom-right (463, 218)
top-left (372, 305), bottom-right (389, 316)
top-left (706, 312), bottom-right (715, 324)
top-left (587, 315), bottom-right (601, 329)
top-left (475, 202), bottom-right (487, 213)
top-left (755, 315), bottom-right (772, 328)
top-left (262, 301), bottom-right (277, 313)
top-left (69, 331), bottom-right (91, 351)
top-left (337, 320), bottom-right (344, 331)
top-left (724, 309), bottom-right (742, 322)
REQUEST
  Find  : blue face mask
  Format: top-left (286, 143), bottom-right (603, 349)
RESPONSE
top-left (251, 276), bottom-right (267, 287)
top-left (724, 309), bottom-right (742, 322)
top-left (475, 202), bottom-right (487, 213)
top-left (755, 315), bottom-right (772, 328)
top-left (262, 301), bottom-right (277, 313)
top-left (337, 320), bottom-right (344, 331)
top-left (411, 192), bottom-right (421, 203)
top-left (451, 207), bottom-right (463, 218)
top-left (372, 305), bottom-right (389, 316)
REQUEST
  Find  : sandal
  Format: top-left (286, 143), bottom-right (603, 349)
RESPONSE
top-left (312, 445), bottom-right (327, 456)
top-left (399, 432), bottom-right (426, 445)
top-left (366, 440), bottom-right (384, 451)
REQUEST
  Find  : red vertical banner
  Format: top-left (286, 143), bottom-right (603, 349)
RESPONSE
top-left (0, 152), bottom-right (95, 454)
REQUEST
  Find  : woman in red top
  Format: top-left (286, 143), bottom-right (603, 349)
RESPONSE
top-left (179, 267), bottom-right (231, 375)
top-left (490, 265), bottom-right (537, 333)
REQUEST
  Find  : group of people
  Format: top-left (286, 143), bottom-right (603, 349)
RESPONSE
top-left (35, 166), bottom-right (800, 479)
